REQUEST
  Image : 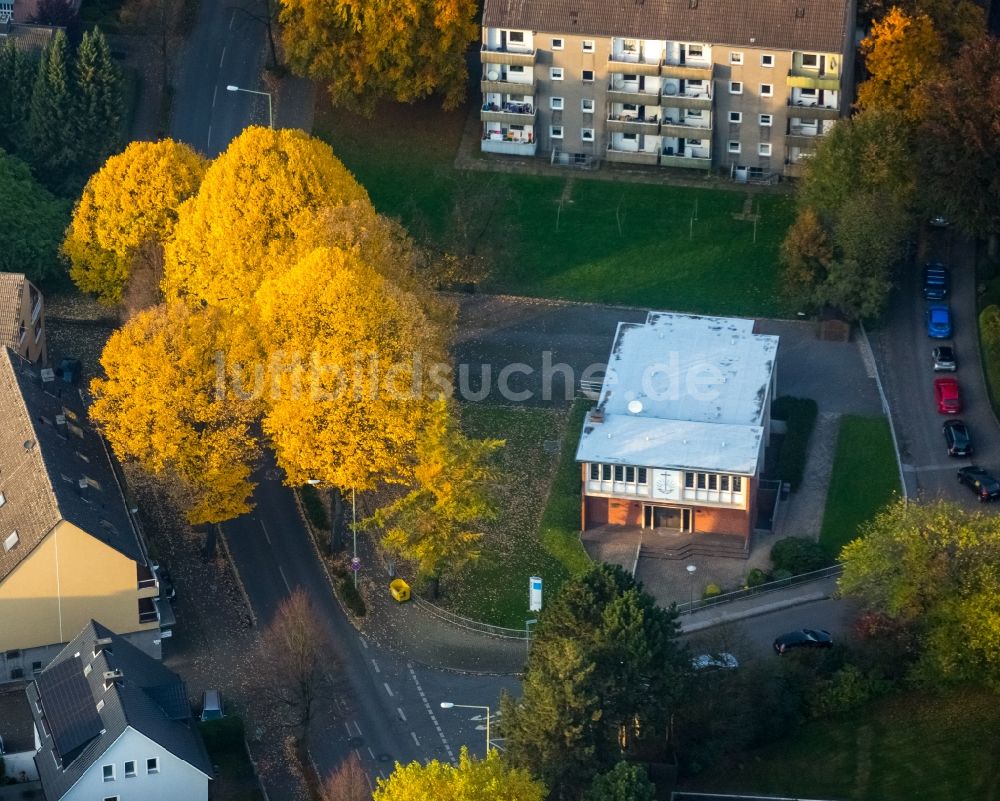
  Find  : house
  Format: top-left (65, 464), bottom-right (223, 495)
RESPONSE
top-left (0, 20), bottom-right (59, 53)
top-left (575, 312), bottom-right (778, 549)
top-left (479, 0), bottom-right (855, 179)
top-left (6, 0), bottom-right (80, 24)
top-left (27, 620), bottom-right (212, 801)
top-left (0, 273), bottom-right (47, 364)
top-left (0, 347), bottom-right (172, 684)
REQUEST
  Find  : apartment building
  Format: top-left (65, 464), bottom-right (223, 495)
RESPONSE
top-left (0, 272), bottom-right (47, 364)
top-left (480, 0), bottom-right (855, 179)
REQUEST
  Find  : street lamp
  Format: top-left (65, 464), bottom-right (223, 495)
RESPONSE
top-left (686, 564), bottom-right (697, 608)
top-left (308, 482), bottom-right (358, 588)
top-left (440, 701), bottom-right (491, 754)
top-left (226, 84), bottom-right (273, 128)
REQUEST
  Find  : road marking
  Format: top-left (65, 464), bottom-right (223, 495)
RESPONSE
top-left (371, 659), bottom-right (380, 674)
top-left (278, 565), bottom-right (291, 592)
top-left (367, 747), bottom-right (375, 760)
top-left (219, 46), bottom-right (226, 70)
top-left (229, 10), bottom-right (235, 29)
top-left (206, 125), bottom-right (212, 152)
top-left (397, 706), bottom-right (407, 722)
top-left (344, 722), bottom-right (353, 738)
top-left (260, 519), bottom-right (271, 545)
top-left (410, 731), bottom-right (421, 747)
top-left (408, 664), bottom-right (455, 762)
top-left (212, 84), bottom-right (218, 109)
top-left (383, 682), bottom-right (394, 698)
top-left (359, 637), bottom-right (369, 649)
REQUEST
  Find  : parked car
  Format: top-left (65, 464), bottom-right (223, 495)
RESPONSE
top-left (692, 652), bottom-right (739, 670)
top-left (957, 466), bottom-right (1000, 502)
top-left (922, 263), bottom-right (950, 300)
top-left (943, 419), bottom-right (973, 457)
top-left (773, 629), bottom-right (833, 654)
top-left (200, 690), bottom-right (224, 722)
top-left (932, 345), bottom-right (957, 372)
top-left (934, 377), bottom-right (961, 414)
top-left (926, 303), bottom-right (953, 338)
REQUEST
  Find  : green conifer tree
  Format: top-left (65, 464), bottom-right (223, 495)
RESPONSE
top-left (74, 27), bottom-right (124, 176)
top-left (27, 29), bottom-right (77, 192)
top-left (0, 40), bottom-right (38, 156)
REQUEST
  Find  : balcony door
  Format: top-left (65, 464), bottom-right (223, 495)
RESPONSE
top-left (644, 505), bottom-right (693, 532)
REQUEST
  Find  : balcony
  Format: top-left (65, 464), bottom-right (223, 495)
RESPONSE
top-left (662, 61), bottom-right (714, 81)
top-left (606, 147), bottom-right (660, 166)
top-left (608, 54), bottom-right (661, 76)
top-left (481, 101), bottom-right (536, 124)
top-left (660, 119), bottom-right (712, 138)
top-left (660, 152), bottom-right (712, 170)
top-left (137, 562), bottom-right (157, 590)
top-left (481, 137), bottom-right (537, 156)
top-left (481, 77), bottom-right (534, 94)
top-left (138, 596), bottom-right (158, 625)
top-left (607, 86), bottom-right (661, 106)
top-left (787, 100), bottom-right (840, 120)
top-left (481, 45), bottom-right (536, 66)
top-left (607, 114), bottom-right (660, 134)
top-left (661, 91), bottom-right (712, 111)
top-left (787, 70), bottom-right (841, 91)
top-left (785, 130), bottom-right (821, 149)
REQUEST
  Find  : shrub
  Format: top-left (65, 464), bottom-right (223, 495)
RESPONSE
top-left (980, 305), bottom-right (1000, 418)
top-left (808, 664), bottom-right (891, 718)
top-left (772, 568), bottom-right (793, 581)
top-left (338, 576), bottom-right (366, 617)
top-left (198, 715), bottom-right (245, 752)
top-left (702, 583), bottom-right (722, 599)
top-left (299, 484), bottom-right (330, 531)
top-left (771, 536), bottom-right (832, 575)
top-left (770, 396), bottom-right (819, 491)
top-left (746, 568), bottom-right (768, 588)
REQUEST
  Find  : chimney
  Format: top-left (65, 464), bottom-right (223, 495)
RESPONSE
top-left (93, 637), bottom-right (113, 658)
top-left (103, 669), bottom-right (124, 690)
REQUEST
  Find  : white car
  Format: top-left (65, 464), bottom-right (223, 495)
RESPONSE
top-left (692, 652), bottom-right (739, 670)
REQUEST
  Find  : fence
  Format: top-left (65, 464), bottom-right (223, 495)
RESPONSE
top-left (673, 563), bottom-right (842, 615)
top-left (411, 594), bottom-right (531, 640)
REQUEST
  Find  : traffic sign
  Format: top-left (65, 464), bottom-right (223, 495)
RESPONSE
top-left (350, 557), bottom-right (362, 571)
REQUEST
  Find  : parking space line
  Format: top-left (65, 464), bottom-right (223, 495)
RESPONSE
top-left (397, 706), bottom-right (407, 722)
top-left (383, 682), bottom-right (394, 698)
top-left (411, 731), bottom-right (421, 747)
top-left (371, 659), bottom-right (381, 674)
top-left (277, 565), bottom-right (291, 592)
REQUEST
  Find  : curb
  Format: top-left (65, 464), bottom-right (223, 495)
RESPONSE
top-left (680, 590), bottom-right (832, 633)
top-left (217, 524), bottom-right (257, 627)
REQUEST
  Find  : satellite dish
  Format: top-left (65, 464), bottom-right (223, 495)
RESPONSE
top-left (627, 400), bottom-right (644, 414)
top-left (487, 70), bottom-right (499, 81)
top-left (614, 78), bottom-right (624, 89)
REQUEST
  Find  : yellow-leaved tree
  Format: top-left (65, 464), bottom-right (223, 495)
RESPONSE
top-left (857, 8), bottom-right (944, 122)
top-left (89, 302), bottom-right (261, 524)
top-left (374, 748), bottom-right (545, 801)
top-left (278, 0), bottom-right (477, 113)
top-left (64, 139), bottom-right (207, 305)
top-left (164, 126), bottom-right (370, 309)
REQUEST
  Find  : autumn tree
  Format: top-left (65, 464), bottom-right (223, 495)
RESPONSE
top-left (583, 762), bottom-right (656, 801)
top-left (64, 139), bottom-right (208, 304)
top-left (0, 148), bottom-right (70, 284)
top-left (368, 397), bottom-right (503, 592)
top-left (859, 0), bottom-right (983, 50)
top-left (278, 0), bottom-right (477, 113)
top-left (89, 302), bottom-right (260, 525)
top-left (918, 35), bottom-right (1000, 240)
top-left (164, 126), bottom-right (371, 309)
top-left (28, 29), bottom-right (77, 191)
top-left (857, 8), bottom-right (944, 123)
top-left (322, 753), bottom-right (370, 801)
top-left (839, 500), bottom-right (1000, 688)
top-left (502, 565), bottom-right (689, 800)
top-left (73, 28), bottom-right (125, 177)
top-left (259, 589), bottom-right (329, 742)
top-left (0, 40), bottom-right (37, 156)
top-left (374, 748), bottom-right (545, 801)
top-left (780, 208), bottom-right (834, 312)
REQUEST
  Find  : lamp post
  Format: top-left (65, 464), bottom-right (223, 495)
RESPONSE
top-left (686, 563), bottom-right (697, 608)
top-left (440, 702), bottom-right (491, 754)
top-left (226, 84), bottom-right (273, 128)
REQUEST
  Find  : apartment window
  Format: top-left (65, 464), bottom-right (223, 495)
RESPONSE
top-left (550, 96), bottom-right (564, 110)
top-left (3, 531), bottom-right (18, 552)
top-left (103, 764), bottom-right (115, 782)
top-left (550, 125), bottom-right (564, 139)
top-left (622, 39), bottom-right (638, 53)
top-left (601, 464), bottom-right (612, 481)
top-left (637, 468), bottom-right (648, 485)
top-left (729, 51), bottom-right (743, 65)
top-left (613, 465), bottom-right (624, 482)
top-left (729, 81), bottom-right (743, 94)
top-left (124, 761), bottom-right (136, 778)
top-left (508, 31), bottom-right (524, 44)
top-left (728, 140), bottom-right (741, 154)
top-left (582, 40), bottom-right (595, 52)
top-left (581, 98), bottom-right (595, 113)
top-left (550, 67), bottom-right (564, 80)
top-left (728, 111), bottom-right (742, 123)
top-left (551, 37), bottom-right (564, 49)
top-left (695, 473), bottom-right (705, 490)
top-left (759, 142), bottom-right (773, 156)
top-left (625, 466), bottom-right (636, 483)
top-left (801, 53), bottom-right (819, 68)
top-left (707, 474), bottom-right (718, 490)
top-left (761, 53), bottom-right (774, 67)
top-left (720, 475), bottom-right (730, 491)
top-left (799, 88), bottom-right (817, 98)
top-left (104, 797), bottom-right (120, 801)
top-left (760, 83), bottom-right (773, 97)
top-left (590, 463), bottom-right (599, 480)
top-left (146, 758), bottom-right (159, 774)
top-left (688, 45), bottom-right (704, 58)
top-left (581, 128), bottom-right (595, 141)
top-left (509, 65), bottom-right (524, 74)
top-left (582, 69), bottom-right (594, 82)
top-left (733, 476), bottom-right (743, 492)
top-left (759, 113), bottom-right (773, 126)
top-left (31, 661), bottom-right (41, 673)
top-left (623, 133), bottom-right (637, 141)
top-left (688, 139), bottom-right (703, 146)
top-left (684, 472), bottom-right (695, 489)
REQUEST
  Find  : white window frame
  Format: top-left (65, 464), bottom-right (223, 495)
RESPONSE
top-left (687, 44), bottom-right (704, 58)
top-left (760, 83), bottom-right (773, 97)
top-left (581, 128), bottom-right (595, 142)
top-left (761, 53), bottom-right (774, 67)
top-left (103, 764), bottom-right (115, 782)
top-left (550, 125), bottom-right (564, 139)
top-left (582, 39), bottom-right (595, 52)
top-left (729, 81), bottom-right (743, 94)
top-left (759, 113), bottom-right (773, 126)
top-left (581, 69), bottom-right (594, 82)
top-left (801, 53), bottom-right (819, 69)
top-left (728, 111), bottom-right (742, 123)
top-left (759, 142), bottom-right (773, 156)
top-left (550, 67), bottom-right (564, 81)
top-left (508, 31), bottom-right (525, 44)
top-left (729, 51), bottom-right (743, 65)
top-left (551, 37), bottom-right (564, 50)
top-left (550, 96), bottom-right (564, 110)
top-left (728, 140), bottom-right (741, 154)
top-left (146, 757), bottom-right (159, 775)
top-left (581, 98), bottom-right (595, 113)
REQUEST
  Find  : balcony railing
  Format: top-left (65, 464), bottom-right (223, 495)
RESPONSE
top-left (785, 131), bottom-right (821, 149)
top-left (608, 54), bottom-right (661, 75)
top-left (481, 102), bottom-right (536, 124)
top-left (31, 299), bottom-right (42, 323)
top-left (607, 115), bottom-right (660, 134)
top-left (661, 92), bottom-right (712, 111)
top-left (607, 86), bottom-right (661, 106)
top-left (606, 147), bottom-right (660, 166)
top-left (138, 596), bottom-right (158, 624)
top-left (660, 119), bottom-right (712, 138)
top-left (660, 151), bottom-right (712, 170)
top-left (481, 77), bottom-right (534, 94)
top-left (481, 137), bottom-right (537, 156)
top-left (481, 45), bottom-right (536, 66)
top-left (661, 61), bottom-right (714, 81)
top-left (787, 70), bottom-right (841, 91)
top-left (787, 100), bottom-right (839, 120)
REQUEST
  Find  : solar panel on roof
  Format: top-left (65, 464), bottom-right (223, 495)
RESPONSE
top-left (36, 656), bottom-right (102, 765)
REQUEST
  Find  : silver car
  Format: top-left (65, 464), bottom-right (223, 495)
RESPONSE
top-left (933, 346), bottom-right (956, 372)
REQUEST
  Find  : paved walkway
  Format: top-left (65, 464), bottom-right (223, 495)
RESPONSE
top-left (775, 411), bottom-right (840, 540)
top-left (679, 576), bottom-right (838, 633)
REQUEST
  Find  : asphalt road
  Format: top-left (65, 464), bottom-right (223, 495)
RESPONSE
top-left (873, 230), bottom-right (998, 506)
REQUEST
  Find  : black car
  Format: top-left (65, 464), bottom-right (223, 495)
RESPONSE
top-left (922, 263), bottom-right (950, 300)
top-left (773, 629), bottom-right (833, 654)
top-left (943, 420), bottom-right (973, 457)
top-left (957, 466), bottom-right (1000, 502)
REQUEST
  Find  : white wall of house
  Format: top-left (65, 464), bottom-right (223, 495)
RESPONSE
top-left (585, 466), bottom-right (748, 508)
top-left (61, 727), bottom-right (208, 801)
top-left (2, 749), bottom-right (39, 781)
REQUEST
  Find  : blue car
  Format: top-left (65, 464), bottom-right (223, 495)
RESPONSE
top-left (927, 303), bottom-right (953, 338)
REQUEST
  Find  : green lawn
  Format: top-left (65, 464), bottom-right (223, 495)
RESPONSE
top-left (686, 686), bottom-right (1000, 801)
top-left (444, 402), bottom-right (589, 627)
top-left (199, 718), bottom-right (265, 801)
top-left (313, 100), bottom-right (794, 317)
top-left (819, 415), bottom-right (899, 558)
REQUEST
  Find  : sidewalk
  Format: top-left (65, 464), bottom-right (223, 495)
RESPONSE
top-left (680, 576), bottom-right (839, 633)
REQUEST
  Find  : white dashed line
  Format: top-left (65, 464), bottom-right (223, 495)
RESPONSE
top-left (411, 731), bottom-right (421, 747)
top-left (352, 721), bottom-right (362, 737)
top-left (228, 10), bottom-right (235, 29)
top-left (343, 722), bottom-right (353, 738)
top-left (367, 747), bottom-right (376, 760)
top-left (277, 566), bottom-right (291, 592)
top-left (359, 637), bottom-right (369, 649)
top-left (371, 659), bottom-right (381, 674)
top-left (383, 682), bottom-right (394, 698)
top-left (212, 85), bottom-right (218, 109)
top-left (408, 663), bottom-right (455, 762)
top-left (260, 520), bottom-right (271, 545)
top-left (397, 707), bottom-right (407, 722)
top-left (219, 47), bottom-right (226, 69)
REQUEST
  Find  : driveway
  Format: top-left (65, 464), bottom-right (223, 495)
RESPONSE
top-left (869, 231), bottom-right (998, 506)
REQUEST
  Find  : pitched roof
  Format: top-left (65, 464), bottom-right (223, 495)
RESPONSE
top-left (0, 272), bottom-right (28, 354)
top-left (482, 0), bottom-right (853, 54)
top-left (0, 21), bottom-right (59, 53)
top-left (29, 621), bottom-right (213, 801)
top-left (0, 347), bottom-right (144, 584)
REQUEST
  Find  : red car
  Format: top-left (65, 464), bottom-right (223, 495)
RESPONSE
top-left (934, 377), bottom-right (961, 414)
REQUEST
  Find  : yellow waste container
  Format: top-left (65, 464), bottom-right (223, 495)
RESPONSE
top-left (390, 579), bottom-right (411, 603)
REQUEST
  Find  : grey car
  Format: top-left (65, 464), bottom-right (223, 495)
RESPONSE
top-left (933, 346), bottom-right (956, 372)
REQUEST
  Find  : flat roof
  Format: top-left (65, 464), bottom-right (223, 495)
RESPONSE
top-left (0, 684), bottom-right (36, 754)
